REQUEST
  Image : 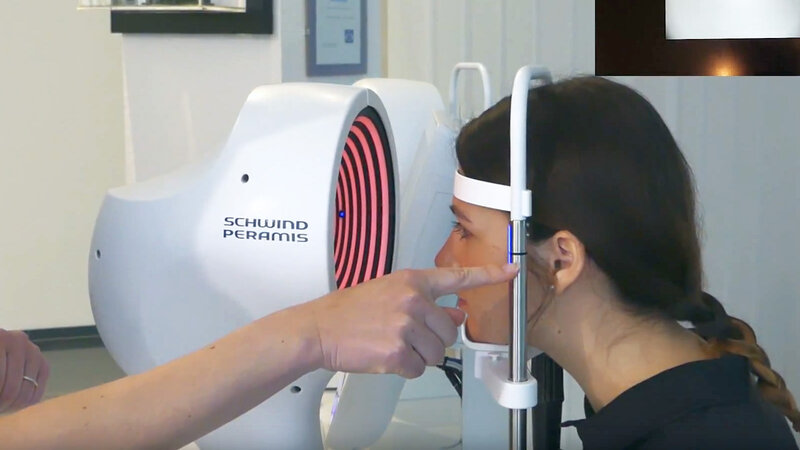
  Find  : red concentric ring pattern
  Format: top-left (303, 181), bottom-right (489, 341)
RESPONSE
top-left (334, 107), bottom-right (396, 289)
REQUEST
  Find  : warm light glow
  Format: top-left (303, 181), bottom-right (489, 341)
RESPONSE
top-left (715, 65), bottom-right (733, 76)
top-left (710, 55), bottom-right (742, 76)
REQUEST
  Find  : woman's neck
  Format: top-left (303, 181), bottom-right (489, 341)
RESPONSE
top-left (540, 300), bottom-right (710, 412)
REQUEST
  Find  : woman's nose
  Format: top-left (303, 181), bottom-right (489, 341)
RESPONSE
top-left (434, 237), bottom-right (453, 268)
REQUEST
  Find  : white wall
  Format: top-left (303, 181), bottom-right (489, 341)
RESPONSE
top-left (387, 0), bottom-right (800, 448)
top-left (386, 0), bottom-right (594, 119)
top-left (123, 0), bottom-right (383, 182)
top-left (0, 2), bottom-right (125, 330)
top-left (121, 33), bottom-right (283, 181)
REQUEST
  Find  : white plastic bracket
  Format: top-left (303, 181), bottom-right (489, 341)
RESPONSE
top-left (474, 351), bottom-right (538, 410)
top-left (459, 325), bottom-right (540, 410)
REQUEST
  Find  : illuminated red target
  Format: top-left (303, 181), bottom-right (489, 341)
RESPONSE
top-left (334, 107), bottom-right (396, 289)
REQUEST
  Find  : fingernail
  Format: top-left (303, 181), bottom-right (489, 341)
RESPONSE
top-left (503, 263), bottom-right (519, 274)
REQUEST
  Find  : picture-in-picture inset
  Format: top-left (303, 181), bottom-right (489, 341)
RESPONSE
top-left (596, 0), bottom-right (800, 75)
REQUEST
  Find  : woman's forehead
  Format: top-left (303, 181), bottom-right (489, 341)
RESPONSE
top-left (451, 197), bottom-right (509, 223)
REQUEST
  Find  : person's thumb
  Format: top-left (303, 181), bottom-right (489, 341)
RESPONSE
top-left (443, 307), bottom-right (466, 326)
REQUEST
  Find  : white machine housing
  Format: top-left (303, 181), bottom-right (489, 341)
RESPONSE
top-left (89, 79), bottom-right (459, 449)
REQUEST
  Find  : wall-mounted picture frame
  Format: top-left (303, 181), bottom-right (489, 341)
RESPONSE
top-left (306, 0), bottom-right (367, 76)
top-left (110, 0), bottom-right (273, 34)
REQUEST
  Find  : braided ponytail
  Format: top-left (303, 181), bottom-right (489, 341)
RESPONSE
top-left (690, 292), bottom-right (800, 432)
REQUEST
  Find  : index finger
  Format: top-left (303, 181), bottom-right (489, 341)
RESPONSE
top-left (421, 263), bottom-right (519, 299)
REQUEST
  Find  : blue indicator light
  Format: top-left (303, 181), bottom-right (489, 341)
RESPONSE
top-left (507, 223), bottom-right (513, 263)
top-left (338, 211), bottom-right (346, 218)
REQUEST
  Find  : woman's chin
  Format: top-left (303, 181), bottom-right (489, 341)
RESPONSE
top-left (464, 322), bottom-right (486, 343)
top-left (465, 322), bottom-right (508, 345)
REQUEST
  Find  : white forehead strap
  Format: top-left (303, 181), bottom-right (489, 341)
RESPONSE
top-left (453, 170), bottom-right (532, 217)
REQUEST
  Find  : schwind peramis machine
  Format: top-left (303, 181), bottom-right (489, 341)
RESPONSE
top-left (89, 65), bottom-right (564, 449)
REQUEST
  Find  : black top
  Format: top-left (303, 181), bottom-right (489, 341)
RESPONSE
top-left (562, 355), bottom-right (798, 449)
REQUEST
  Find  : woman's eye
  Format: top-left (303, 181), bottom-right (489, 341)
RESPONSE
top-left (451, 221), bottom-right (470, 239)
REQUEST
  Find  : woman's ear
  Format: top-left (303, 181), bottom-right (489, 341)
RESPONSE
top-left (545, 231), bottom-right (586, 294)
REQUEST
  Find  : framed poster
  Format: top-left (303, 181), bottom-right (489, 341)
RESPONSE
top-left (306, 0), bottom-right (367, 76)
top-left (110, 0), bottom-right (273, 34)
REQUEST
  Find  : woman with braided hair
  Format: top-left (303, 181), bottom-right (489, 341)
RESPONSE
top-left (436, 76), bottom-right (799, 449)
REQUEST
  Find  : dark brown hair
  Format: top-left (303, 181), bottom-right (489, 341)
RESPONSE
top-left (456, 76), bottom-right (800, 432)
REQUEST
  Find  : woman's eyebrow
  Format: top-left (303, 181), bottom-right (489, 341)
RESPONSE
top-left (449, 204), bottom-right (472, 223)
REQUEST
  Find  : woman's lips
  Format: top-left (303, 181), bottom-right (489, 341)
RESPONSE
top-left (457, 297), bottom-right (467, 308)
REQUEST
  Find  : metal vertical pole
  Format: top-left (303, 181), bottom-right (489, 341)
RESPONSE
top-left (509, 221), bottom-right (528, 449)
top-left (510, 64), bottom-right (550, 450)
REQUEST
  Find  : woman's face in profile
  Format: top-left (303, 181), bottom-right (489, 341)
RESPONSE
top-left (435, 197), bottom-right (514, 344)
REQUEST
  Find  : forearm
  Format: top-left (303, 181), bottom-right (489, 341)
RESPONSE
top-left (0, 304), bottom-right (321, 450)
top-left (0, 264), bottom-right (507, 449)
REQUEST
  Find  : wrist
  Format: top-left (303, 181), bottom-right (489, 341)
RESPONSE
top-left (282, 301), bottom-right (326, 373)
top-left (244, 303), bottom-right (325, 380)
